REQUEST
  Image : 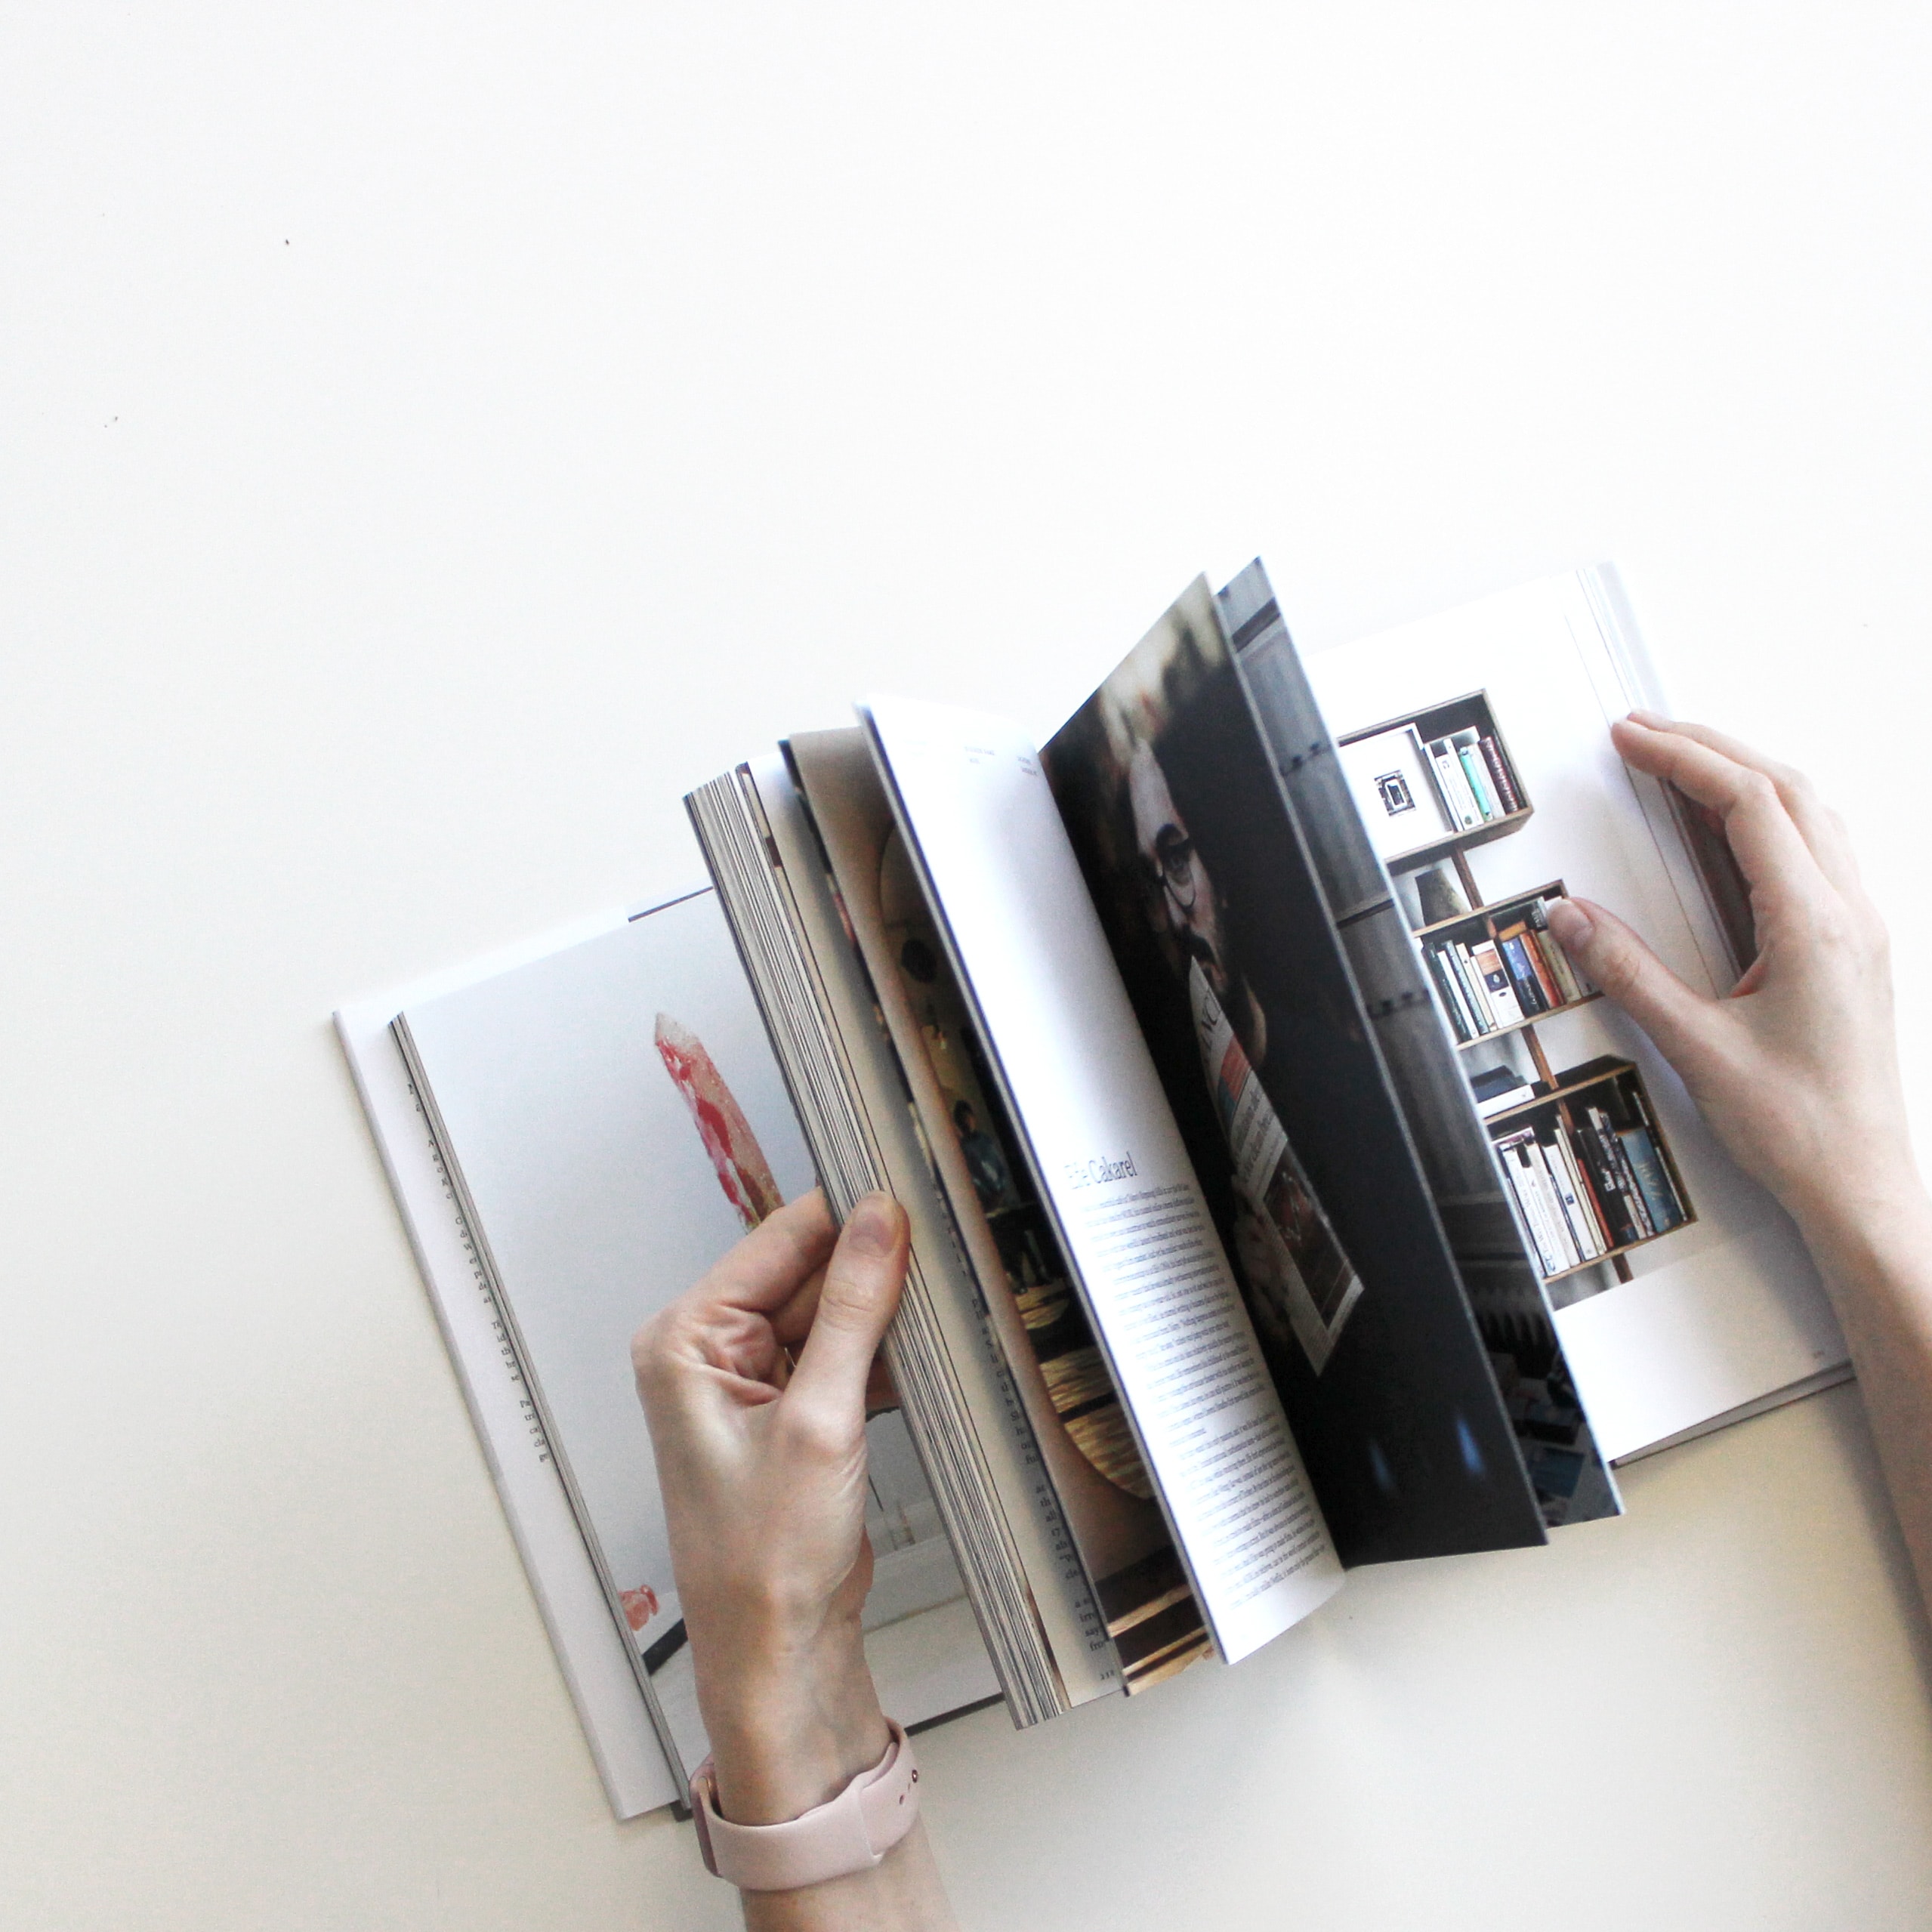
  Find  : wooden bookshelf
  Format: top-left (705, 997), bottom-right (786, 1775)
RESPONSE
top-left (1415, 878), bottom-right (1565, 940)
top-left (1483, 1056), bottom-right (1640, 1128)
top-left (1412, 878), bottom-right (1604, 1061)
top-left (1462, 993), bottom-right (1603, 1051)
top-left (1483, 1057), bottom-right (1696, 1284)
top-left (1338, 690), bottom-right (1532, 878)
top-left (1353, 692), bottom-right (1699, 1289)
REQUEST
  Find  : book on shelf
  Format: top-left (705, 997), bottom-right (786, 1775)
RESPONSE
top-left (336, 561), bottom-right (1850, 1821)
top-left (1419, 890), bottom-right (1591, 1045)
top-left (1471, 1065), bottom-right (1538, 1119)
top-left (1451, 728), bottom-right (1498, 819)
top-left (1471, 939), bottom-right (1526, 1028)
top-left (1427, 735), bottom-right (1484, 829)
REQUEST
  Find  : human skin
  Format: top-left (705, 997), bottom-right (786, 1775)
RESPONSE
top-left (1545, 713), bottom-right (1932, 1620)
top-left (635, 715), bottom-right (1932, 1927)
top-left (631, 1192), bottom-right (956, 1930)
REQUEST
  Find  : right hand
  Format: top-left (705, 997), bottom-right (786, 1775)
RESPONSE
top-left (631, 1189), bottom-right (909, 1828)
top-left (1544, 713), bottom-right (1917, 1239)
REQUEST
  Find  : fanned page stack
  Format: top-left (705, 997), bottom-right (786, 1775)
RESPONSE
top-left (337, 563), bottom-right (1848, 1819)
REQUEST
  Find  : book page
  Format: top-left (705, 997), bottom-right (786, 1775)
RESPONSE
top-left (1217, 560), bottom-right (1619, 1532)
top-left (394, 894), bottom-right (995, 1783)
top-left (1041, 579), bottom-right (1563, 1561)
top-left (337, 927), bottom-right (681, 1821)
top-left (789, 730), bottom-right (1206, 1690)
top-left (743, 751), bottom-right (1121, 1710)
top-left (1301, 569), bottom-right (1848, 1458)
top-left (863, 697), bottom-right (1342, 1665)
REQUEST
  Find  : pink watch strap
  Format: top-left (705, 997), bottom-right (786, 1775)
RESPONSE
top-left (690, 1719), bottom-right (921, 1892)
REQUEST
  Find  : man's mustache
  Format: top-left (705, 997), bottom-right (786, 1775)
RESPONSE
top-left (1180, 928), bottom-right (1219, 972)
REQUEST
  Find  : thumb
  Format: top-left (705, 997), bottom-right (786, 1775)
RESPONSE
top-left (784, 1193), bottom-right (909, 1423)
top-left (1545, 897), bottom-right (1715, 1078)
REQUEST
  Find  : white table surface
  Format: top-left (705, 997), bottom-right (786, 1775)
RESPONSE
top-left (7, 8), bottom-right (1931, 1927)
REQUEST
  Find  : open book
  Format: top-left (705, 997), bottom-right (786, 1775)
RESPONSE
top-left (336, 563), bottom-right (1848, 1817)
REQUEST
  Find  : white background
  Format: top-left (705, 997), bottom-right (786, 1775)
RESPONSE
top-left (5, 6), bottom-right (1930, 1927)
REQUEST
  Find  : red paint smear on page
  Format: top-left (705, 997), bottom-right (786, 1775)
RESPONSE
top-left (654, 1014), bottom-right (784, 1229)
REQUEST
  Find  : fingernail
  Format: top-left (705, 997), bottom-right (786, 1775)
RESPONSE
top-left (1625, 708), bottom-right (1668, 729)
top-left (1545, 899), bottom-right (1593, 949)
top-left (845, 1193), bottom-right (899, 1255)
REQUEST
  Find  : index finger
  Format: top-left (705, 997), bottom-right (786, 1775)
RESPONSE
top-left (1610, 717), bottom-right (1830, 909)
top-left (1626, 713), bottom-right (1862, 897)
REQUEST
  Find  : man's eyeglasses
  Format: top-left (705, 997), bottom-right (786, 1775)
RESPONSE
top-left (1142, 830), bottom-right (1198, 912)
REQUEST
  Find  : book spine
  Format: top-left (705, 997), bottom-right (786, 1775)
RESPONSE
top-left (1498, 1136), bottom-right (1564, 1276)
top-left (1451, 943), bottom-right (1495, 1031)
top-left (1618, 1126), bottom-right (1684, 1233)
top-left (1427, 739), bottom-right (1483, 830)
top-left (1591, 1104), bottom-right (1655, 1238)
top-left (1531, 931), bottom-right (1569, 1007)
top-left (1479, 734), bottom-right (1522, 814)
top-left (1575, 1110), bottom-right (1642, 1245)
top-left (1548, 1129), bottom-right (1605, 1259)
top-left (1557, 1122), bottom-right (1616, 1252)
top-left (1497, 934), bottom-right (1551, 1014)
top-left (1526, 1138), bottom-right (1584, 1271)
top-left (1526, 899), bottom-right (1587, 1001)
top-left (1504, 918), bottom-right (1563, 1008)
top-left (1424, 946), bottom-right (1475, 1042)
top-left (1453, 731), bottom-right (1501, 820)
top-left (1492, 1145), bottom-right (1533, 1265)
top-left (1472, 941), bottom-right (1524, 1028)
top-left (1529, 909), bottom-right (1585, 1004)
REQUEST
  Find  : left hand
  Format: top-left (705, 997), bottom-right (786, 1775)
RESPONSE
top-left (631, 1189), bottom-right (909, 1826)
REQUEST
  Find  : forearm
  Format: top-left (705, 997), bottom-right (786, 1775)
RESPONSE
top-left (739, 1822), bottom-right (957, 1932)
top-left (1792, 1177), bottom-right (1932, 1619)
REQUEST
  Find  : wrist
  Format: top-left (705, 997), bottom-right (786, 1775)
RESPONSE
top-left (696, 1621), bottom-right (887, 1825)
top-left (1783, 1151), bottom-right (1929, 1248)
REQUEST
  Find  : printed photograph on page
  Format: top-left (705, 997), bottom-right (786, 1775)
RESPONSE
top-left (1041, 602), bottom-right (1363, 1383)
top-left (1045, 582), bottom-right (1557, 1565)
top-left (395, 897), bottom-right (969, 1773)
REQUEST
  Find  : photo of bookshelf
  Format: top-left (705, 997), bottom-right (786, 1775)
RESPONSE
top-left (1338, 692), bottom-right (1697, 1289)
top-left (1415, 881), bottom-right (1597, 1046)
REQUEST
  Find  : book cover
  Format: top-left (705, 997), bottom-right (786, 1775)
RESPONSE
top-left (1497, 933), bottom-right (1551, 1014)
top-left (1426, 737), bottom-right (1483, 829)
top-left (1451, 727), bottom-right (1501, 819)
top-left (1477, 733), bottom-right (1523, 815)
top-left (1471, 940), bottom-right (1524, 1027)
top-left (1617, 1126), bottom-right (1684, 1233)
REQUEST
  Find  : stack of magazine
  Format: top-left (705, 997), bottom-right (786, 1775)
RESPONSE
top-left (338, 563), bottom-right (1850, 1819)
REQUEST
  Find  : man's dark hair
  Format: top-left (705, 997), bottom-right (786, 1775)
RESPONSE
top-left (952, 1099), bottom-right (975, 1132)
